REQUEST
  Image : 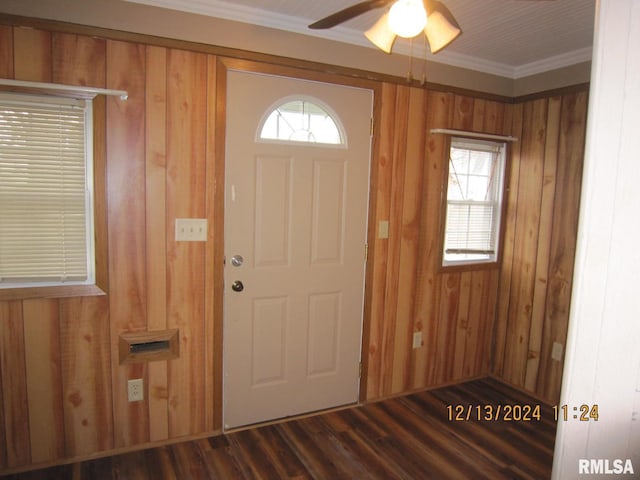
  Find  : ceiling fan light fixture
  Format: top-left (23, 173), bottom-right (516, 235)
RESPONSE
top-left (365, 12), bottom-right (397, 54)
top-left (388, 0), bottom-right (427, 38)
top-left (423, 0), bottom-right (462, 53)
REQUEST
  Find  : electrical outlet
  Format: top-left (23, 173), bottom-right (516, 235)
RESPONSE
top-left (175, 218), bottom-right (207, 242)
top-left (127, 378), bottom-right (144, 402)
top-left (551, 342), bottom-right (564, 361)
top-left (413, 331), bottom-right (423, 349)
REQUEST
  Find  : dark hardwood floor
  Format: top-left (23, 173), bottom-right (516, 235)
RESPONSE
top-left (3, 377), bottom-right (556, 479)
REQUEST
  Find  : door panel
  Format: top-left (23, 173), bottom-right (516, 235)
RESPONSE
top-left (255, 155), bottom-right (292, 267)
top-left (251, 296), bottom-right (287, 386)
top-left (308, 292), bottom-right (341, 376)
top-left (224, 70), bottom-right (373, 429)
top-left (311, 159), bottom-right (346, 264)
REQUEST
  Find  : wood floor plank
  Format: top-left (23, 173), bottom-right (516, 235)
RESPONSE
top-left (8, 378), bottom-right (555, 479)
top-left (197, 437), bottom-right (246, 480)
top-left (228, 429), bottom-right (289, 480)
top-left (250, 427), bottom-right (310, 479)
top-left (143, 447), bottom-right (178, 480)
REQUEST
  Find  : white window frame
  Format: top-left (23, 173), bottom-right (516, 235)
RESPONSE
top-left (0, 92), bottom-right (96, 290)
top-left (257, 95), bottom-right (347, 148)
top-left (441, 135), bottom-right (507, 268)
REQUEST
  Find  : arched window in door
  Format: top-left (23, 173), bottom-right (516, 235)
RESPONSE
top-left (258, 97), bottom-right (345, 146)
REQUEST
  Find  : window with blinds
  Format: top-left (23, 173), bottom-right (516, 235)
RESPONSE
top-left (442, 136), bottom-right (506, 267)
top-left (0, 92), bottom-right (95, 288)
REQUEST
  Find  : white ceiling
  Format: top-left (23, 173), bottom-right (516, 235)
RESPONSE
top-left (126, 0), bottom-right (595, 78)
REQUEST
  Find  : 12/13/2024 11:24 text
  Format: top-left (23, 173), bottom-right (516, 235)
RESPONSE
top-left (446, 404), bottom-right (599, 422)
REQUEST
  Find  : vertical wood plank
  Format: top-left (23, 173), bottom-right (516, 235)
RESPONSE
top-left (412, 91), bottom-right (451, 388)
top-left (471, 98), bottom-right (486, 130)
top-left (0, 301), bottom-right (30, 467)
top-left (106, 39), bottom-right (149, 448)
top-left (0, 334), bottom-right (4, 470)
top-left (205, 54), bottom-right (221, 432)
top-left (435, 274), bottom-right (460, 384)
top-left (59, 297), bottom-right (113, 457)
top-left (476, 269), bottom-right (500, 374)
top-left (145, 44), bottom-right (170, 442)
top-left (13, 27), bottom-right (52, 82)
top-left (23, 299), bottom-right (65, 463)
top-left (537, 91), bottom-right (588, 401)
top-left (391, 86), bottom-right (427, 394)
top-left (212, 57), bottom-right (228, 430)
top-left (502, 99), bottom-right (548, 385)
top-left (0, 25), bottom-right (14, 78)
top-left (365, 83), bottom-right (396, 400)
top-left (488, 101), bottom-right (514, 374)
top-left (452, 95), bottom-right (474, 131)
top-left (166, 48), bottom-right (207, 437)
top-left (381, 85), bottom-right (409, 395)
top-left (524, 96), bottom-right (561, 391)
top-left (52, 33), bottom-right (105, 87)
top-left (453, 272), bottom-right (472, 378)
top-left (93, 94), bottom-right (109, 292)
top-left (463, 271), bottom-right (488, 377)
top-left (482, 100), bottom-right (505, 135)
top-left (493, 102), bottom-right (524, 375)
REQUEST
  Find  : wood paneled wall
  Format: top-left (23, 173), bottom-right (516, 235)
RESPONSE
top-left (0, 20), bottom-right (588, 472)
top-left (493, 91), bottom-right (588, 403)
top-left (0, 26), bottom-right (219, 471)
top-left (364, 86), bottom-right (510, 400)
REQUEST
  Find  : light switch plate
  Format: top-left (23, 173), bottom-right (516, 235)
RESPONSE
top-left (413, 331), bottom-right (423, 349)
top-left (378, 220), bottom-right (389, 239)
top-left (552, 342), bottom-right (564, 361)
top-left (175, 218), bottom-right (207, 242)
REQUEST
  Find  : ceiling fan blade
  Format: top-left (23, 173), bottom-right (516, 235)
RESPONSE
top-left (308, 0), bottom-right (394, 29)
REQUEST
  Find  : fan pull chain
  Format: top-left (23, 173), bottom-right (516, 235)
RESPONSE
top-left (407, 38), bottom-right (414, 83)
top-left (421, 33), bottom-right (428, 85)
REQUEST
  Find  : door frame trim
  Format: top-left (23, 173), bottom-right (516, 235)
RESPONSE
top-left (212, 57), bottom-right (383, 429)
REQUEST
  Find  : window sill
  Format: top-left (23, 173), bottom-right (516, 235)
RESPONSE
top-left (439, 261), bottom-right (500, 274)
top-left (0, 284), bottom-right (107, 302)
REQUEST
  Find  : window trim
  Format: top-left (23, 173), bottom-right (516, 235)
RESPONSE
top-left (256, 95), bottom-right (347, 148)
top-left (438, 134), bottom-right (510, 272)
top-left (0, 93), bottom-right (108, 301)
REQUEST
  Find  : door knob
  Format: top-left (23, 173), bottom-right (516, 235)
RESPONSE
top-left (231, 280), bottom-right (244, 292)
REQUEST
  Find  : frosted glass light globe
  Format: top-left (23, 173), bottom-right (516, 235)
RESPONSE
top-left (388, 0), bottom-right (427, 38)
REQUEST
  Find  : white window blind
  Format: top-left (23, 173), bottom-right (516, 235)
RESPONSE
top-left (443, 137), bottom-right (506, 266)
top-left (0, 93), bottom-right (94, 288)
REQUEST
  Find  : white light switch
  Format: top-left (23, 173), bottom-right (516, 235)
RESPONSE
top-left (175, 218), bottom-right (207, 242)
top-left (552, 342), bottom-right (564, 361)
top-left (413, 331), bottom-right (423, 349)
top-left (378, 220), bottom-right (389, 239)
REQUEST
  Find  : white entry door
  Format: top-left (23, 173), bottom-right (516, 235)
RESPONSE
top-left (223, 70), bottom-right (373, 429)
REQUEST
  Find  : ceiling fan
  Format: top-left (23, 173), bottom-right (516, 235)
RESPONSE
top-left (308, 0), bottom-right (463, 54)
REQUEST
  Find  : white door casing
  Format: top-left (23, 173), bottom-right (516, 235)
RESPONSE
top-left (223, 70), bottom-right (373, 429)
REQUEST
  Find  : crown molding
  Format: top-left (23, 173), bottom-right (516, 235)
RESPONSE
top-left (125, 0), bottom-right (591, 80)
top-left (513, 47), bottom-right (593, 79)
